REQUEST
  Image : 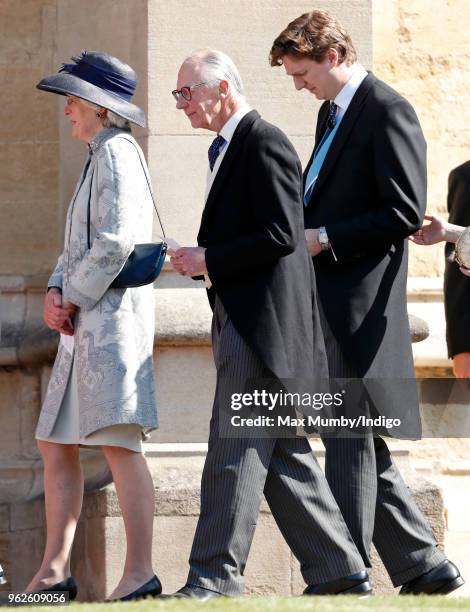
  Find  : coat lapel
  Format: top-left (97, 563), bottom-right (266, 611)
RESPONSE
top-left (199, 110), bottom-right (259, 232)
top-left (305, 72), bottom-right (376, 203)
top-left (303, 101), bottom-right (329, 192)
top-left (314, 102), bottom-right (330, 150)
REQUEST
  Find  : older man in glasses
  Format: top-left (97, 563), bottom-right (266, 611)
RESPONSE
top-left (167, 48), bottom-right (369, 600)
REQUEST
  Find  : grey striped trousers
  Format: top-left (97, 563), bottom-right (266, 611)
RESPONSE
top-left (187, 297), bottom-right (365, 595)
top-left (318, 303), bottom-right (446, 586)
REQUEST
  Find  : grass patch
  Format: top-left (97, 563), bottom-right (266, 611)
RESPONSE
top-left (5, 595), bottom-right (470, 611)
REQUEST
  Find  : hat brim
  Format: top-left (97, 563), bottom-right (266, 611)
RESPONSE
top-left (36, 73), bottom-right (146, 128)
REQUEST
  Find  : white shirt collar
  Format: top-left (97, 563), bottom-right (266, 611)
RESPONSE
top-left (219, 103), bottom-right (252, 145)
top-left (334, 64), bottom-right (368, 113)
top-left (204, 103), bottom-right (252, 202)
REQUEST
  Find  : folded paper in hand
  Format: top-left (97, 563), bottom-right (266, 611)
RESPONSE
top-left (60, 333), bottom-right (75, 355)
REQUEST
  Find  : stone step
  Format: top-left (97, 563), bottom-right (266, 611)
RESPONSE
top-left (1, 449), bottom-right (445, 601)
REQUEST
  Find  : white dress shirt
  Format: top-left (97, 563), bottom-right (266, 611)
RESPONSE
top-left (319, 64), bottom-right (368, 260)
top-left (201, 104), bottom-right (251, 287)
top-left (333, 63), bottom-right (368, 122)
top-left (204, 104), bottom-right (252, 202)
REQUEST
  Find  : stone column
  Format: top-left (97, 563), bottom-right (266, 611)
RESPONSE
top-left (0, 0), bottom-right (152, 502)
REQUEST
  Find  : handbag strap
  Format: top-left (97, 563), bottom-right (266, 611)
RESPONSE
top-left (87, 135), bottom-right (166, 249)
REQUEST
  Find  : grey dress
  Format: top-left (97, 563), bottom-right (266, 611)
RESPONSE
top-left (36, 128), bottom-right (158, 451)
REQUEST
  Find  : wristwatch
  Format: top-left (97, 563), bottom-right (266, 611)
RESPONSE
top-left (318, 226), bottom-right (330, 251)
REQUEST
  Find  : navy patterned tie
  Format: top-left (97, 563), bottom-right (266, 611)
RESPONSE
top-left (208, 135), bottom-right (226, 171)
top-left (327, 102), bottom-right (338, 129)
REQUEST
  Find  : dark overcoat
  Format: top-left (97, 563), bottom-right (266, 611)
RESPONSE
top-left (303, 73), bottom-right (426, 436)
top-left (198, 110), bottom-right (328, 382)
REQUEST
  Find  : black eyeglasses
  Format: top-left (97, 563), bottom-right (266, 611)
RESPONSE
top-left (172, 80), bottom-right (218, 102)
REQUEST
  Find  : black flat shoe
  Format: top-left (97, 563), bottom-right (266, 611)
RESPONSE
top-left (304, 570), bottom-right (372, 596)
top-left (119, 575), bottom-right (162, 601)
top-left (40, 576), bottom-right (78, 601)
top-left (399, 560), bottom-right (465, 595)
top-left (165, 584), bottom-right (223, 600)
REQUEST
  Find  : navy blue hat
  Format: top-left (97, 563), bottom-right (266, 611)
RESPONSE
top-left (36, 51), bottom-right (146, 127)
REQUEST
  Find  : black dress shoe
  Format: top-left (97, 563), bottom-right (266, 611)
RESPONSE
top-left (119, 575), bottom-right (162, 601)
top-left (399, 560), bottom-right (464, 595)
top-left (304, 570), bottom-right (372, 596)
top-left (40, 576), bottom-right (78, 601)
top-left (167, 584), bottom-right (223, 600)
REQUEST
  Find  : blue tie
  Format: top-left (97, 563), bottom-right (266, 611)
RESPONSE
top-left (303, 102), bottom-right (340, 205)
top-left (208, 135), bottom-right (226, 171)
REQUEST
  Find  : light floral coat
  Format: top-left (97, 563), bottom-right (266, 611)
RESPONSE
top-left (36, 128), bottom-right (158, 440)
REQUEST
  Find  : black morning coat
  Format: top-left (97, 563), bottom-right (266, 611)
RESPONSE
top-left (304, 72), bottom-right (427, 437)
top-left (444, 161), bottom-right (470, 358)
top-left (198, 110), bottom-right (328, 383)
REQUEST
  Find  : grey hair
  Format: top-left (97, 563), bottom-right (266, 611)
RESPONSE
top-left (82, 98), bottom-right (131, 131)
top-left (186, 49), bottom-right (245, 100)
top-left (103, 109), bottom-right (131, 130)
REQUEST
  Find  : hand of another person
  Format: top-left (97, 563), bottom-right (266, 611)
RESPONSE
top-left (305, 229), bottom-right (322, 257)
top-left (459, 266), bottom-right (470, 277)
top-left (453, 352), bottom-right (470, 378)
top-left (170, 247), bottom-right (207, 276)
top-left (409, 214), bottom-right (448, 245)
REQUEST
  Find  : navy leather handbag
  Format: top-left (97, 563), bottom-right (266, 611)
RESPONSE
top-left (87, 136), bottom-right (167, 288)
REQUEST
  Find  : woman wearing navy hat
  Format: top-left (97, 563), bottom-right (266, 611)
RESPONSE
top-left (26, 52), bottom-right (161, 601)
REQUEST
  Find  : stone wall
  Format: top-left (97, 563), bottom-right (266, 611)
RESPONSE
top-left (147, 0), bottom-right (372, 245)
top-left (0, 0), bottom-right (59, 276)
top-left (0, 0), bottom-right (372, 270)
top-left (2, 1), bottom-right (465, 277)
top-left (0, 0), bottom-right (148, 277)
top-left (373, 0), bottom-right (470, 277)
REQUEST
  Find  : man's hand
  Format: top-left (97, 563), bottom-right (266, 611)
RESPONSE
top-left (453, 352), bottom-right (470, 378)
top-left (305, 229), bottom-right (322, 257)
top-left (44, 289), bottom-right (77, 336)
top-left (169, 247), bottom-right (207, 276)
